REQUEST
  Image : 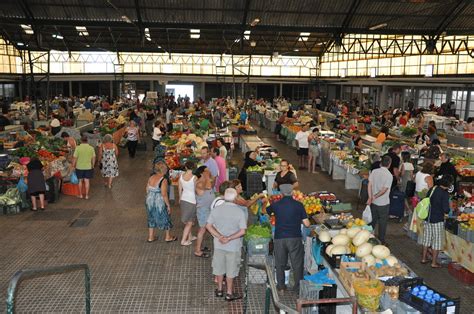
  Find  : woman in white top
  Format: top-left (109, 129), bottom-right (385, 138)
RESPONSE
top-left (125, 120), bottom-right (140, 158)
top-left (152, 120), bottom-right (162, 151)
top-left (178, 161), bottom-right (197, 246)
top-left (415, 162), bottom-right (434, 198)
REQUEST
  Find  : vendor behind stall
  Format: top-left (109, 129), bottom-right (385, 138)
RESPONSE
top-left (50, 114), bottom-right (61, 136)
top-left (273, 159), bottom-right (298, 191)
top-left (435, 153), bottom-right (457, 193)
top-left (266, 184), bottom-right (310, 292)
top-left (237, 151), bottom-right (260, 192)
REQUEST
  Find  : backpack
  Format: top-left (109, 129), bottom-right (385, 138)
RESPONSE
top-left (415, 187), bottom-right (436, 220)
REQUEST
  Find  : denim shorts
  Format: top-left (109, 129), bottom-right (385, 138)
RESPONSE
top-left (76, 169), bottom-right (94, 179)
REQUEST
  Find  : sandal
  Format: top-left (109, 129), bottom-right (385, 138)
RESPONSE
top-left (165, 237), bottom-right (177, 243)
top-left (181, 240), bottom-right (192, 246)
top-left (225, 293), bottom-right (242, 302)
top-left (194, 252), bottom-right (210, 258)
top-left (215, 289), bottom-right (224, 297)
top-left (147, 238), bottom-right (158, 243)
top-left (202, 246), bottom-right (211, 252)
top-left (190, 236), bottom-right (197, 241)
top-left (420, 260), bottom-right (429, 264)
top-left (31, 208), bottom-right (37, 212)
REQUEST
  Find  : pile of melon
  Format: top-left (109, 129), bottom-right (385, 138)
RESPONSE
top-left (318, 227), bottom-right (398, 267)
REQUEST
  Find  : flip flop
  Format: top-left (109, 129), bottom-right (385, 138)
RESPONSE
top-left (194, 252), bottom-right (210, 258)
top-left (165, 237), bottom-right (178, 243)
top-left (181, 241), bottom-right (192, 246)
top-left (225, 294), bottom-right (242, 302)
top-left (202, 246), bottom-right (211, 252)
top-left (147, 238), bottom-right (158, 243)
top-left (431, 264), bottom-right (442, 268)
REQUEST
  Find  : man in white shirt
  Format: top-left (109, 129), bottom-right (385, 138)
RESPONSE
top-left (295, 123), bottom-right (310, 170)
top-left (367, 155), bottom-right (393, 244)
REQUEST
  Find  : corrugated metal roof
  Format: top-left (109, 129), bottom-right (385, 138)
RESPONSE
top-left (0, 0), bottom-right (472, 55)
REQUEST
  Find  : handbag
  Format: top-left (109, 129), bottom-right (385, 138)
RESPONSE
top-left (405, 180), bottom-right (416, 198)
top-left (415, 186), bottom-right (436, 220)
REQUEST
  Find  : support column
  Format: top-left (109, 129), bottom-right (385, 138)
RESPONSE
top-left (465, 89), bottom-right (471, 121)
top-left (201, 82), bottom-right (205, 100)
top-left (110, 80), bottom-right (114, 99)
top-left (380, 85), bottom-right (388, 109)
top-left (69, 81), bottom-right (73, 97)
top-left (279, 83), bottom-right (283, 97)
top-left (79, 82), bottom-right (82, 96)
top-left (150, 80), bottom-right (154, 91)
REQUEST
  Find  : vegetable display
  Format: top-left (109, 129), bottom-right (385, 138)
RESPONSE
top-left (244, 223), bottom-right (272, 241)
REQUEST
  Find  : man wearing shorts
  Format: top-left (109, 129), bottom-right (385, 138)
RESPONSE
top-left (206, 188), bottom-right (247, 301)
top-left (73, 135), bottom-right (96, 200)
top-left (295, 123), bottom-right (310, 170)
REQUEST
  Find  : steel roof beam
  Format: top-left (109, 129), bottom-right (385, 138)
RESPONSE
top-left (18, 0), bottom-right (43, 48)
top-left (433, 0), bottom-right (470, 40)
top-left (240, 0), bottom-right (251, 52)
top-left (134, 0), bottom-right (145, 47)
top-left (2, 17), bottom-right (473, 35)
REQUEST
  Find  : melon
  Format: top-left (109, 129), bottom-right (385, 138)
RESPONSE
top-left (355, 243), bottom-right (373, 258)
top-left (319, 231), bottom-right (331, 243)
top-left (330, 245), bottom-right (349, 256)
top-left (346, 227), bottom-right (361, 238)
top-left (339, 228), bottom-right (348, 235)
top-left (352, 229), bottom-right (371, 246)
top-left (331, 234), bottom-right (351, 246)
top-left (362, 254), bottom-right (376, 267)
top-left (367, 237), bottom-right (381, 246)
top-left (372, 245), bottom-right (391, 259)
top-left (385, 255), bottom-right (398, 267)
top-left (325, 244), bottom-right (334, 256)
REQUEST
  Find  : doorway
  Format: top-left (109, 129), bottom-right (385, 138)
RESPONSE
top-left (165, 84), bottom-right (194, 102)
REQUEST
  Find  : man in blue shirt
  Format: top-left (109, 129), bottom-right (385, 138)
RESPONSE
top-left (267, 184), bottom-right (310, 292)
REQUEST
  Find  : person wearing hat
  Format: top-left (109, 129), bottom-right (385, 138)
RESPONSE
top-left (266, 184), bottom-right (310, 292)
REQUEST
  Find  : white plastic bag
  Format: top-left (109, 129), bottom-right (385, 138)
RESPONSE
top-left (362, 205), bottom-right (373, 224)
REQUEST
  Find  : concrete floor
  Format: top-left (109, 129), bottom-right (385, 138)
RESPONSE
top-left (0, 123), bottom-right (472, 313)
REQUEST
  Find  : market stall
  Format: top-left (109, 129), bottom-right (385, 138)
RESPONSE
top-left (244, 189), bottom-right (462, 313)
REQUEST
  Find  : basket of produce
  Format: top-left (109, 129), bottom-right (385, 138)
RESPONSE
top-left (244, 223), bottom-right (272, 256)
top-left (353, 279), bottom-right (385, 311)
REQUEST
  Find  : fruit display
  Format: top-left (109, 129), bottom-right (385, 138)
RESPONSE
top-left (301, 195), bottom-right (322, 215)
top-left (292, 190), bottom-right (305, 201)
top-left (452, 155), bottom-right (474, 177)
top-left (346, 218), bottom-right (367, 228)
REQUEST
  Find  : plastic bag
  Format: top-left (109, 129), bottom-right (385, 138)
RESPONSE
top-left (70, 171), bottom-right (79, 185)
top-left (16, 176), bottom-right (28, 193)
top-left (362, 205), bottom-right (372, 224)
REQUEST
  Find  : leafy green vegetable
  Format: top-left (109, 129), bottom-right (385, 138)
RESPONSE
top-left (244, 223), bottom-right (272, 241)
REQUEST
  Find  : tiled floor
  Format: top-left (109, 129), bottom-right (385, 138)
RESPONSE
top-left (0, 124), bottom-right (472, 313)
